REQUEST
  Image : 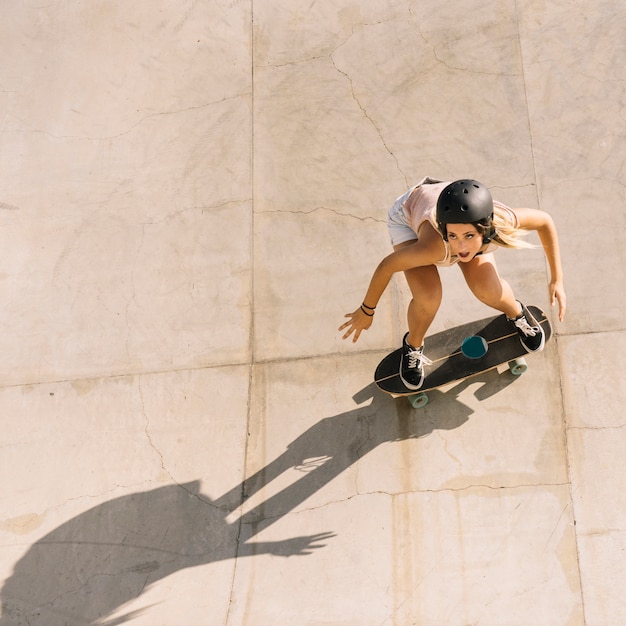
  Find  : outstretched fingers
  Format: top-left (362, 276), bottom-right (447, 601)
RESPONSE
top-left (338, 309), bottom-right (372, 342)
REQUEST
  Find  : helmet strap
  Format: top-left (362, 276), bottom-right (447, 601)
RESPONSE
top-left (483, 226), bottom-right (498, 244)
top-left (481, 217), bottom-right (495, 244)
top-left (438, 223), bottom-right (448, 242)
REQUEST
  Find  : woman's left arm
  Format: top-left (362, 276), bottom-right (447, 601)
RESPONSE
top-left (514, 208), bottom-right (566, 321)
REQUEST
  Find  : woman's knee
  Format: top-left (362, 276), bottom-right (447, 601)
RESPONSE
top-left (469, 279), bottom-right (505, 305)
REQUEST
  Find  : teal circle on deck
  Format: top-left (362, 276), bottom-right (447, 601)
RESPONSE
top-left (461, 335), bottom-right (488, 359)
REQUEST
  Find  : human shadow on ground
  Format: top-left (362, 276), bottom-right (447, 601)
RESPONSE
top-left (0, 368), bottom-right (515, 625)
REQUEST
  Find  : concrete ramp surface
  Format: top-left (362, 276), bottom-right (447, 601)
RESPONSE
top-left (0, 2), bottom-right (624, 625)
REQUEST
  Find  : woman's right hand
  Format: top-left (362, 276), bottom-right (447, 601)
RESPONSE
top-left (338, 307), bottom-right (374, 343)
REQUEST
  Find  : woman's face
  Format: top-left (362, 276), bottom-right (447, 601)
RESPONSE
top-left (445, 223), bottom-right (483, 262)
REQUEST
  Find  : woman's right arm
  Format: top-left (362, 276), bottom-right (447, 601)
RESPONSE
top-left (339, 233), bottom-right (444, 342)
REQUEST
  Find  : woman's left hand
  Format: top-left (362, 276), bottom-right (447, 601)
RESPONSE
top-left (549, 279), bottom-right (566, 321)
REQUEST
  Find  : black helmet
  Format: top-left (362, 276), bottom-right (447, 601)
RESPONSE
top-left (436, 179), bottom-right (494, 241)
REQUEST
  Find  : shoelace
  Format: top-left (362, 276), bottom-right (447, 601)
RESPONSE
top-left (514, 315), bottom-right (538, 337)
top-left (406, 349), bottom-right (433, 369)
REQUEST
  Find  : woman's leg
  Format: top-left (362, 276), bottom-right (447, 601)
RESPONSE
top-left (458, 252), bottom-right (520, 317)
top-left (393, 241), bottom-right (442, 348)
top-left (459, 252), bottom-right (546, 351)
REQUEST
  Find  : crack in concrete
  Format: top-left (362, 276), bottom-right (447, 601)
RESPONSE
top-left (137, 379), bottom-right (173, 481)
top-left (437, 431), bottom-right (464, 471)
top-left (581, 527), bottom-right (625, 537)
top-left (329, 54), bottom-right (409, 187)
top-left (567, 423), bottom-right (626, 431)
top-left (136, 379), bottom-right (227, 513)
top-left (4, 91), bottom-right (250, 142)
top-left (0, 481), bottom-right (167, 543)
top-left (124, 226), bottom-right (145, 359)
top-left (258, 205), bottom-right (386, 224)
top-left (414, 21), bottom-right (520, 78)
top-left (27, 566), bottom-right (158, 624)
top-left (545, 501), bottom-right (573, 548)
top-left (254, 17), bottom-right (398, 70)
top-left (253, 18), bottom-right (412, 185)
top-left (256, 53), bottom-right (329, 69)
top-left (139, 199), bottom-right (252, 226)
top-left (363, 481), bottom-right (572, 496)
top-left (241, 481), bottom-right (572, 525)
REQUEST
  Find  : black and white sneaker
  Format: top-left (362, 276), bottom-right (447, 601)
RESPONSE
top-left (509, 302), bottom-right (545, 352)
top-left (399, 333), bottom-right (432, 390)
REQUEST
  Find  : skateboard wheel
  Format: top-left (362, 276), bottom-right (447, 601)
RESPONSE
top-left (508, 358), bottom-right (528, 376)
top-left (408, 392), bottom-right (428, 408)
top-left (462, 335), bottom-right (488, 359)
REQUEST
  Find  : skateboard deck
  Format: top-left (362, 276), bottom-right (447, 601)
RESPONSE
top-left (375, 305), bottom-right (552, 407)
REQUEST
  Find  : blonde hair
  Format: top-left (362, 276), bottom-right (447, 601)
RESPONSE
top-left (480, 205), bottom-right (536, 250)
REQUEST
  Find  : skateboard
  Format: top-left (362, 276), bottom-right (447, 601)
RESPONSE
top-left (374, 305), bottom-right (552, 408)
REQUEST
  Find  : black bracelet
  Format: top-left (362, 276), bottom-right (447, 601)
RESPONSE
top-left (360, 305), bottom-right (374, 317)
top-left (361, 302), bottom-right (376, 311)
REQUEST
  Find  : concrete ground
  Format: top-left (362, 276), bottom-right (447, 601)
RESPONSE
top-left (0, 2), bottom-right (624, 625)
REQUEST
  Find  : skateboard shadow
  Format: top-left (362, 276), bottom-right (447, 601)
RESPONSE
top-left (0, 367), bottom-right (512, 625)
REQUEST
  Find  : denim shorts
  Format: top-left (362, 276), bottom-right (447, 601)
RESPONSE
top-left (387, 188), bottom-right (418, 247)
